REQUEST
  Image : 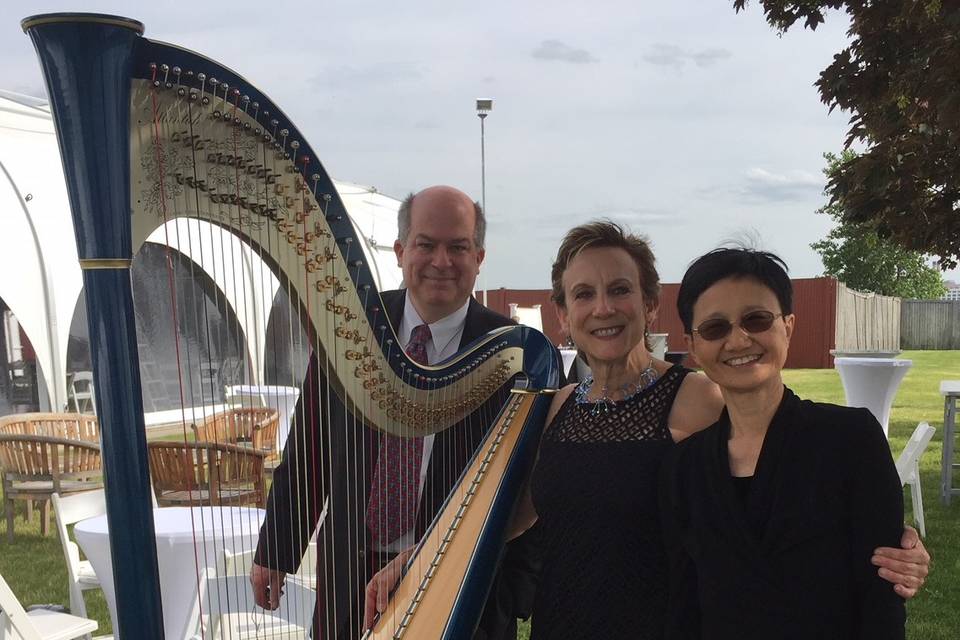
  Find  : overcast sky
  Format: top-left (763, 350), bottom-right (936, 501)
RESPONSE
top-left (5, 0), bottom-right (957, 288)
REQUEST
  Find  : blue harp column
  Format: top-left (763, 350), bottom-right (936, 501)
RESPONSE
top-left (22, 14), bottom-right (164, 639)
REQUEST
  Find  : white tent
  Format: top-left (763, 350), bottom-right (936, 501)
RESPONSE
top-left (0, 89), bottom-right (402, 413)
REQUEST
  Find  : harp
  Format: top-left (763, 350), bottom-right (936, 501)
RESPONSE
top-left (23, 12), bottom-right (559, 640)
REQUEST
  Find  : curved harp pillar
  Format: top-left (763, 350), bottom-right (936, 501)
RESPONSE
top-left (24, 12), bottom-right (561, 640)
top-left (23, 14), bottom-right (163, 640)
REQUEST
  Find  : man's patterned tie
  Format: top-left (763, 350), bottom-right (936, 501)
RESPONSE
top-left (366, 323), bottom-right (431, 545)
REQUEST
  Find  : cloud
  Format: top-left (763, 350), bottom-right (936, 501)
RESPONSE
top-left (642, 43), bottom-right (732, 70)
top-left (594, 206), bottom-right (678, 226)
top-left (532, 40), bottom-right (598, 64)
top-left (534, 205), bottom-right (679, 231)
top-left (696, 168), bottom-right (824, 204)
top-left (642, 44), bottom-right (686, 69)
top-left (739, 168), bottom-right (824, 202)
top-left (690, 48), bottom-right (733, 68)
top-left (309, 63), bottom-right (423, 90)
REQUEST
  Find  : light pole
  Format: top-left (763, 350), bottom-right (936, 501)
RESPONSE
top-left (476, 98), bottom-right (492, 305)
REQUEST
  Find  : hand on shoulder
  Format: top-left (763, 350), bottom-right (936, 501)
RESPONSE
top-left (668, 372), bottom-right (724, 441)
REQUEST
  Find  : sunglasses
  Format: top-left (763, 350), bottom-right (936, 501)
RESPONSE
top-left (692, 310), bottom-right (784, 342)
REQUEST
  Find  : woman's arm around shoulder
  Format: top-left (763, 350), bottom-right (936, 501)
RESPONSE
top-left (668, 372), bottom-right (724, 442)
top-left (507, 383), bottom-right (576, 540)
top-left (842, 408), bottom-right (907, 639)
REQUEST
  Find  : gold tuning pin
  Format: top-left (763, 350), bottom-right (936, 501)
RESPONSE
top-left (326, 300), bottom-right (347, 315)
top-left (313, 222), bottom-right (332, 239)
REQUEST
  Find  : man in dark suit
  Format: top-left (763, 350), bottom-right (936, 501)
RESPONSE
top-left (250, 185), bottom-right (536, 639)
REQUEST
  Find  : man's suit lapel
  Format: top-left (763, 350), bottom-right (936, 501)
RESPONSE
top-left (381, 289), bottom-right (406, 337)
top-left (459, 296), bottom-right (495, 348)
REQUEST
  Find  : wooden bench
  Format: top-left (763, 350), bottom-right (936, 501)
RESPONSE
top-left (191, 408), bottom-right (279, 463)
top-left (0, 434), bottom-right (102, 542)
top-left (0, 413), bottom-right (99, 443)
top-left (147, 441), bottom-right (266, 508)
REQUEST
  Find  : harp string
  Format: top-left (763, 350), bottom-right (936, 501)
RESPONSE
top-left (185, 75), bottom-right (235, 606)
top-left (174, 71), bottom-right (227, 630)
top-left (221, 84), bottom-right (257, 634)
top-left (146, 67), bottom-right (216, 632)
top-left (236, 76), bottom-right (317, 637)
top-left (145, 67), bottom-right (290, 636)
top-left (277, 99), bottom-right (310, 638)
top-left (314, 165), bottom-right (339, 637)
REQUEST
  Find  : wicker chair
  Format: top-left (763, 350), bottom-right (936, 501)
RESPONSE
top-left (0, 413), bottom-right (99, 443)
top-left (191, 408), bottom-right (279, 463)
top-left (147, 441), bottom-right (266, 508)
top-left (0, 434), bottom-right (102, 542)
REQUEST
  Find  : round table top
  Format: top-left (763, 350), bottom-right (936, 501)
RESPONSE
top-left (74, 506), bottom-right (265, 542)
top-left (834, 357), bottom-right (913, 367)
top-left (225, 384), bottom-right (299, 395)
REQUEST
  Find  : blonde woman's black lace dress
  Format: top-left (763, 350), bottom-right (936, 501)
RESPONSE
top-left (528, 364), bottom-right (690, 639)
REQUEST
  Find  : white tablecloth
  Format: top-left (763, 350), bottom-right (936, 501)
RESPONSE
top-left (75, 506), bottom-right (265, 640)
top-left (559, 349), bottom-right (578, 378)
top-left (649, 333), bottom-right (668, 361)
top-left (225, 385), bottom-right (300, 451)
top-left (834, 357), bottom-right (913, 437)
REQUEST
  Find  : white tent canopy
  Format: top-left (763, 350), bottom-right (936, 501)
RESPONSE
top-left (0, 89), bottom-right (402, 412)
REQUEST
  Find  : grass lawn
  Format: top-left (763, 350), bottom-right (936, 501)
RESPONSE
top-left (2, 350), bottom-right (958, 638)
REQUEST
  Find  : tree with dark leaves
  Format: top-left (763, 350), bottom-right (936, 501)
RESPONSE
top-left (812, 153), bottom-right (947, 299)
top-left (735, 0), bottom-right (960, 270)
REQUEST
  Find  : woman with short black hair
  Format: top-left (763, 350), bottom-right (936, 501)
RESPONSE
top-left (661, 247), bottom-right (906, 639)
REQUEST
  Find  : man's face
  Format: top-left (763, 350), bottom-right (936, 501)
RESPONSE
top-left (394, 189), bottom-right (485, 323)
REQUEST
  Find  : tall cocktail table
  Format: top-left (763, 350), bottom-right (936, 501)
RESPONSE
top-left (74, 506), bottom-right (264, 639)
top-left (940, 380), bottom-right (960, 505)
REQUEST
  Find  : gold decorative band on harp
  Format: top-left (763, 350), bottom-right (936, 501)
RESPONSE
top-left (78, 258), bottom-right (133, 270)
top-left (511, 387), bottom-right (559, 395)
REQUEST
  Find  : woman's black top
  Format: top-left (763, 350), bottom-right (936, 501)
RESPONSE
top-left (660, 387), bottom-right (906, 640)
top-left (529, 364), bottom-right (690, 639)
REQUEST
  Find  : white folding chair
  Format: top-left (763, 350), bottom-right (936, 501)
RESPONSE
top-left (895, 422), bottom-right (936, 538)
top-left (188, 568), bottom-right (314, 640)
top-left (51, 491), bottom-right (106, 624)
top-left (0, 571), bottom-right (98, 640)
top-left (67, 373), bottom-right (96, 415)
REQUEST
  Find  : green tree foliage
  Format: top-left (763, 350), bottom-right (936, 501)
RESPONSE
top-left (735, 0), bottom-right (960, 270)
top-left (811, 152), bottom-right (947, 299)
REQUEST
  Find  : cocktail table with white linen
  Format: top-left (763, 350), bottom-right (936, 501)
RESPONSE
top-left (834, 356), bottom-right (912, 437)
top-left (74, 506), bottom-right (264, 640)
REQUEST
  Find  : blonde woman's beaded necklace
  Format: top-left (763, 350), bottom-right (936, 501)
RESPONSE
top-left (575, 362), bottom-right (660, 415)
